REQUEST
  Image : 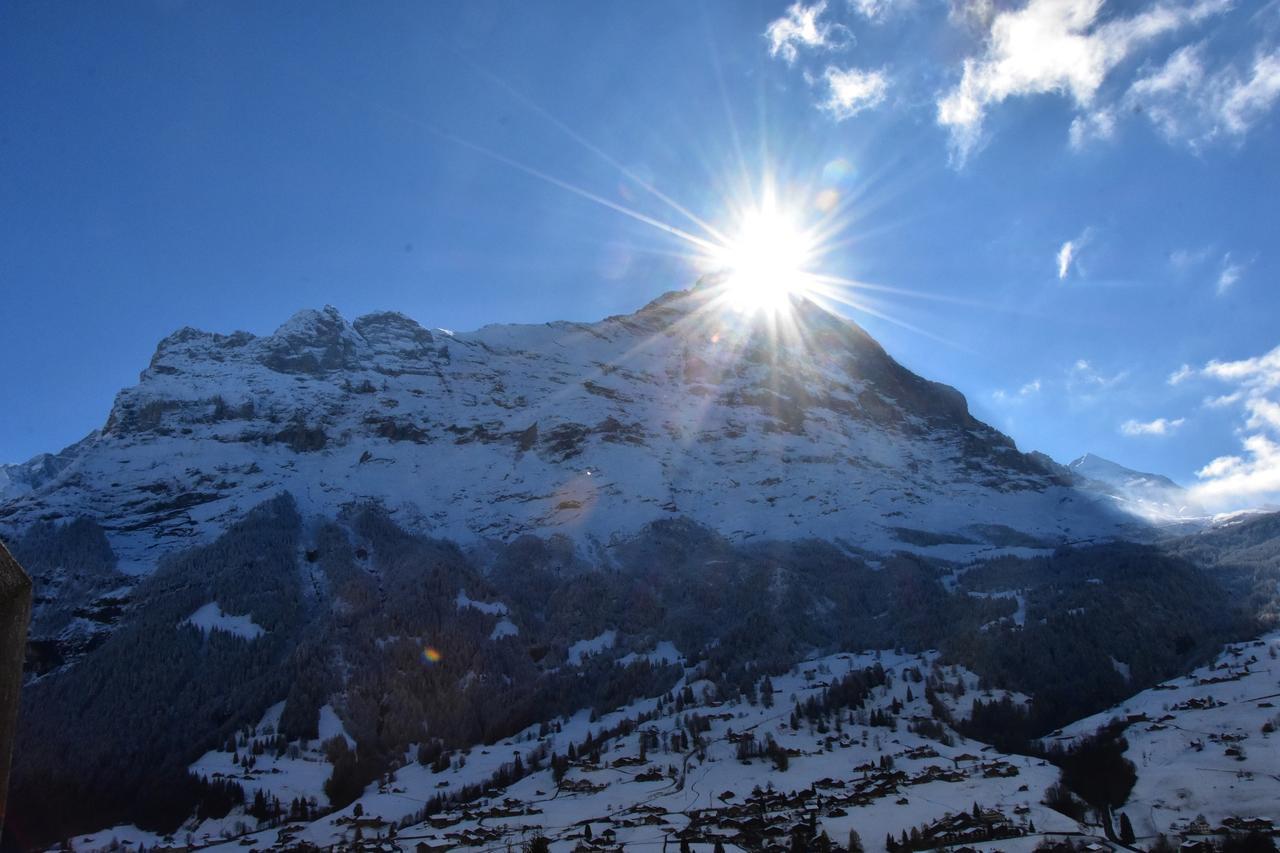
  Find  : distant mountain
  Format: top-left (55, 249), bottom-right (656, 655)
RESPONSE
top-left (0, 443), bottom-right (81, 501)
top-left (1064, 452), bottom-right (1206, 523)
top-left (0, 282), bottom-right (1137, 577)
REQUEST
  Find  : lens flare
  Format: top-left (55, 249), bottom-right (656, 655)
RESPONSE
top-left (422, 646), bottom-right (442, 664)
top-left (711, 201), bottom-right (816, 315)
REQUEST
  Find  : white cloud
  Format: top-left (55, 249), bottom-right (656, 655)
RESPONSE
top-left (820, 66), bottom-right (891, 119)
top-left (948, 0), bottom-right (999, 30)
top-left (1056, 228), bottom-right (1094, 279)
top-left (850, 0), bottom-right (894, 20)
top-left (1126, 44), bottom-right (1280, 148)
top-left (992, 377), bottom-right (1043, 403)
top-left (1217, 253), bottom-right (1244, 294)
top-left (1120, 416), bottom-right (1186, 435)
top-left (1070, 358), bottom-right (1128, 390)
top-left (936, 0), bottom-right (1231, 163)
top-left (1169, 246), bottom-right (1212, 270)
top-left (1222, 50), bottom-right (1280, 132)
top-left (1186, 343), bottom-right (1280, 509)
top-left (1068, 107), bottom-right (1118, 147)
top-left (1202, 344), bottom-right (1280, 388)
top-left (1168, 363), bottom-right (1195, 384)
top-left (1205, 390), bottom-right (1244, 407)
top-left (1056, 241), bottom-right (1077, 279)
top-left (1193, 433), bottom-right (1280, 505)
top-left (1246, 396), bottom-right (1280, 431)
top-left (766, 1), bottom-right (851, 64)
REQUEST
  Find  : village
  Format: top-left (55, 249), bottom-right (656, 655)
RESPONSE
top-left (62, 637), bottom-right (1280, 853)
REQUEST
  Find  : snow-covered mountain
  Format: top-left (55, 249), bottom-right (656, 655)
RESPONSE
top-left (0, 282), bottom-right (1136, 575)
top-left (0, 444), bottom-right (80, 502)
top-left (1065, 452), bottom-right (1205, 523)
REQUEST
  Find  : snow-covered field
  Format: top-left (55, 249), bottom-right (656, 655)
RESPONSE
top-left (63, 647), bottom-right (1089, 852)
top-left (1051, 631), bottom-right (1280, 840)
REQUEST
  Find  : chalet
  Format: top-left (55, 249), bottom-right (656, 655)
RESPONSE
top-left (982, 761), bottom-right (1020, 778)
top-left (1221, 817), bottom-right (1275, 833)
top-left (1186, 816), bottom-right (1212, 835)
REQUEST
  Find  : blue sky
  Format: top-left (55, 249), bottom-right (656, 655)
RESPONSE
top-left (2, 0), bottom-right (1278, 507)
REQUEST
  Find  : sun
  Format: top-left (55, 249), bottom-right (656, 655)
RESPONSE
top-left (712, 203), bottom-right (816, 314)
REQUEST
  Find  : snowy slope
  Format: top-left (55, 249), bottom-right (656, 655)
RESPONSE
top-left (1051, 632), bottom-right (1280, 841)
top-left (66, 632), bottom-right (1280, 853)
top-left (0, 284), bottom-right (1136, 574)
top-left (65, 649), bottom-right (1082, 852)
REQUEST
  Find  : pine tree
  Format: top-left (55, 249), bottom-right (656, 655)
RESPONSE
top-left (1119, 812), bottom-right (1136, 844)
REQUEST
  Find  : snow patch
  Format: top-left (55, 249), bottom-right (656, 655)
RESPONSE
top-left (616, 640), bottom-right (682, 667)
top-left (567, 629), bottom-right (616, 665)
top-left (455, 590), bottom-right (509, 616)
top-left (489, 618), bottom-right (519, 640)
top-left (318, 704), bottom-right (355, 749)
top-left (182, 602), bottom-right (265, 640)
top-left (1110, 655), bottom-right (1131, 681)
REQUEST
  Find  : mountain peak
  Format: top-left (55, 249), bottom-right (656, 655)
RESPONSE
top-left (1066, 452), bottom-right (1203, 522)
top-left (1068, 453), bottom-right (1181, 490)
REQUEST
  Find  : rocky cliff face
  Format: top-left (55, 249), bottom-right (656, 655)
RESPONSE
top-left (0, 283), bottom-right (1134, 574)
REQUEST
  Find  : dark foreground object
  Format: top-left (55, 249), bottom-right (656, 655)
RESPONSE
top-left (0, 542), bottom-right (31, 836)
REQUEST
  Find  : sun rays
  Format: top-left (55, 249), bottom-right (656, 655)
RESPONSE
top-left (356, 49), bottom-right (1019, 362)
top-left (707, 196), bottom-right (818, 316)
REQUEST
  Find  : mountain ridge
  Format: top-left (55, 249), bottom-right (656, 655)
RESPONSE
top-left (0, 285), bottom-right (1139, 577)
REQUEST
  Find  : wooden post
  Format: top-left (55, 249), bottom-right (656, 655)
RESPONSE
top-left (0, 540), bottom-right (32, 834)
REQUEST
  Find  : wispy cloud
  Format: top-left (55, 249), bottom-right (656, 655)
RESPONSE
top-left (1068, 107), bottom-right (1118, 148)
top-left (1165, 246), bottom-right (1247, 293)
top-left (1201, 345), bottom-right (1280, 388)
top-left (1168, 363), bottom-right (1195, 384)
top-left (1169, 245), bottom-right (1213, 271)
top-left (1125, 43), bottom-right (1280, 149)
top-left (766, 1), bottom-right (851, 64)
top-left (1056, 242), bottom-right (1078, 280)
top-left (992, 377), bottom-right (1042, 403)
top-left (1121, 416), bottom-right (1186, 435)
top-left (1217, 252), bottom-right (1245, 294)
top-left (1070, 358), bottom-right (1129, 391)
top-left (1179, 343), bottom-right (1280, 508)
top-left (936, 0), bottom-right (1231, 163)
top-left (819, 66), bottom-right (890, 119)
top-left (850, 0), bottom-right (896, 21)
top-left (1057, 227), bottom-right (1095, 279)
